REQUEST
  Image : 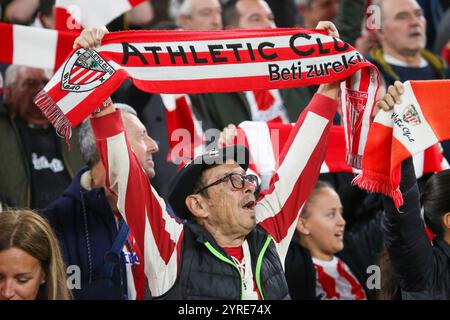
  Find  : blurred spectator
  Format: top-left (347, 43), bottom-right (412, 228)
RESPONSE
top-left (0, 209), bottom-right (71, 300)
top-left (368, 0), bottom-right (450, 160)
top-left (169, 0), bottom-right (222, 30)
top-left (285, 181), bottom-right (384, 300)
top-left (296, 0), bottom-right (339, 28)
top-left (369, 0), bottom-right (449, 86)
top-left (41, 103), bottom-right (155, 300)
top-left (2, 0), bottom-right (39, 24)
top-left (0, 65), bottom-right (84, 209)
top-left (193, 0), bottom-right (316, 131)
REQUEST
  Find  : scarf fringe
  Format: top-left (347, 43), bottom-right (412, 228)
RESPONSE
top-left (353, 171), bottom-right (404, 208)
top-left (346, 152), bottom-right (362, 169)
top-left (34, 90), bottom-right (72, 148)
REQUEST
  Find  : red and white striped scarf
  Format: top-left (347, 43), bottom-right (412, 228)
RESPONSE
top-left (231, 122), bottom-right (447, 183)
top-left (33, 28), bottom-right (379, 158)
top-left (54, 0), bottom-right (147, 31)
top-left (354, 80), bottom-right (450, 207)
top-left (0, 22), bottom-right (78, 70)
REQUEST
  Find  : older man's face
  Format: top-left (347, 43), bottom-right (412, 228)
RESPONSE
top-left (182, 0), bottom-right (222, 30)
top-left (235, 0), bottom-right (276, 30)
top-left (6, 67), bottom-right (49, 125)
top-left (122, 112), bottom-right (159, 178)
top-left (378, 0), bottom-right (426, 57)
top-left (198, 161), bottom-right (258, 236)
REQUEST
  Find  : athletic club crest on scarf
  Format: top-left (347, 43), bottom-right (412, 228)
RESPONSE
top-left (402, 104), bottom-right (421, 126)
top-left (61, 49), bottom-right (115, 93)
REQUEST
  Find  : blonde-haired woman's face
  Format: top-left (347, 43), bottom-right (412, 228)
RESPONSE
top-left (0, 247), bottom-right (45, 300)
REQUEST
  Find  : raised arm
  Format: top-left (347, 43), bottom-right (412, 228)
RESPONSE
top-left (90, 106), bottom-right (184, 297)
top-left (382, 158), bottom-right (435, 292)
top-left (256, 81), bottom-right (339, 264)
top-left (85, 79), bottom-right (183, 299)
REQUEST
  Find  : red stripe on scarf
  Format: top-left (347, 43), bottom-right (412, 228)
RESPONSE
top-left (0, 23), bottom-right (13, 64)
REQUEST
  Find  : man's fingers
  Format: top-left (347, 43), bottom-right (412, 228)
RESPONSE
top-left (377, 100), bottom-right (391, 112)
top-left (383, 93), bottom-right (396, 107)
top-left (387, 84), bottom-right (402, 104)
top-left (394, 81), bottom-right (404, 95)
top-left (73, 28), bottom-right (106, 49)
top-left (316, 21), bottom-right (339, 38)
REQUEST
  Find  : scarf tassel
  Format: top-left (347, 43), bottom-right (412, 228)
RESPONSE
top-left (34, 90), bottom-right (72, 149)
top-left (353, 171), bottom-right (404, 208)
top-left (346, 152), bottom-right (362, 170)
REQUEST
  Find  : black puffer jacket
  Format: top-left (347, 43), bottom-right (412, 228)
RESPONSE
top-left (157, 223), bottom-right (290, 300)
top-left (382, 158), bottom-right (450, 300)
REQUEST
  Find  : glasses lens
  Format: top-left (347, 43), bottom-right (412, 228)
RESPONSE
top-left (246, 174), bottom-right (259, 186)
top-left (230, 174), bottom-right (244, 189)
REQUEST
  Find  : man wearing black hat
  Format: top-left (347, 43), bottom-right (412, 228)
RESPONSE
top-left (85, 22), bottom-right (341, 300)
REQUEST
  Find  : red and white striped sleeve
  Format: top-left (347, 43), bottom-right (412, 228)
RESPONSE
top-left (256, 93), bottom-right (338, 265)
top-left (91, 110), bottom-right (184, 297)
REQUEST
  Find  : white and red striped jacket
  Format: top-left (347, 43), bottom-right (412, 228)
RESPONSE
top-left (91, 93), bottom-right (338, 298)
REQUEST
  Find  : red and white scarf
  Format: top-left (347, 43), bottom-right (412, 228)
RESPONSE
top-left (231, 122), bottom-right (447, 183)
top-left (54, 0), bottom-right (147, 31)
top-left (0, 22), bottom-right (78, 70)
top-left (353, 80), bottom-right (450, 207)
top-left (34, 28), bottom-right (380, 158)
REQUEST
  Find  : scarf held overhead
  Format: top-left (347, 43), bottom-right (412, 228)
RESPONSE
top-left (34, 28), bottom-right (379, 166)
top-left (353, 80), bottom-right (450, 208)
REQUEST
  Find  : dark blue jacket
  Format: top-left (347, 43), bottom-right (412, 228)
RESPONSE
top-left (41, 167), bottom-right (128, 300)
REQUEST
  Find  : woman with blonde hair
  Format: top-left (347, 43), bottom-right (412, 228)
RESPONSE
top-left (0, 210), bottom-right (71, 300)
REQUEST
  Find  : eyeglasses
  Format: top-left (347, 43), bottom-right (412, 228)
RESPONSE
top-left (195, 173), bottom-right (260, 195)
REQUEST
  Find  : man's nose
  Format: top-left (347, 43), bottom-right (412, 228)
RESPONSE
top-left (146, 136), bottom-right (159, 153)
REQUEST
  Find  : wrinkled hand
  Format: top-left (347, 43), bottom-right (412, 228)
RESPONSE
top-left (315, 21), bottom-right (340, 98)
top-left (376, 81), bottom-right (404, 112)
top-left (316, 21), bottom-right (339, 38)
top-left (218, 124), bottom-right (238, 146)
top-left (73, 26), bottom-right (109, 49)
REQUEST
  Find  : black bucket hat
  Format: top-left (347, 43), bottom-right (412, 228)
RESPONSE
top-left (167, 145), bottom-right (250, 218)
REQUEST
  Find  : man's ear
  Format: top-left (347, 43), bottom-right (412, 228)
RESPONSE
top-left (3, 86), bottom-right (12, 104)
top-left (296, 217), bottom-right (310, 236)
top-left (185, 194), bottom-right (208, 219)
top-left (443, 212), bottom-right (450, 230)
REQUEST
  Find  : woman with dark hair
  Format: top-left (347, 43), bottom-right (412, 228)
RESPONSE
top-left (0, 210), bottom-right (71, 300)
top-left (380, 81), bottom-right (450, 299)
top-left (285, 180), bottom-right (384, 300)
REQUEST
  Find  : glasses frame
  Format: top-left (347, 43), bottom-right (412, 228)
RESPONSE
top-left (195, 173), bottom-right (259, 195)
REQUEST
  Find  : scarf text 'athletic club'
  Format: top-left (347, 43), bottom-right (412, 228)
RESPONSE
top-left (34, 28), bottom-right (380, 166)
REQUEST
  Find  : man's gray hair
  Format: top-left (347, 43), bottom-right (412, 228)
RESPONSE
top-left (169, 0), bottom-right (192, 25)
top-left (4, 65), bottom-right (53, 100)
top-left (78, 103), bottom-right (138, 168)
top-left (4, 65), bottom-right (21, 88)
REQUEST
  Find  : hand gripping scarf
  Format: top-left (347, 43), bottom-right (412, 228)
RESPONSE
top-left (353, 80), bottom-right (450, 207)
top-left (33, 28), bottom-right (379, 166)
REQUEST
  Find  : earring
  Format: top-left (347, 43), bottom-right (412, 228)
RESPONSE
top-left (40, 279), bottom-right (46, 284)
